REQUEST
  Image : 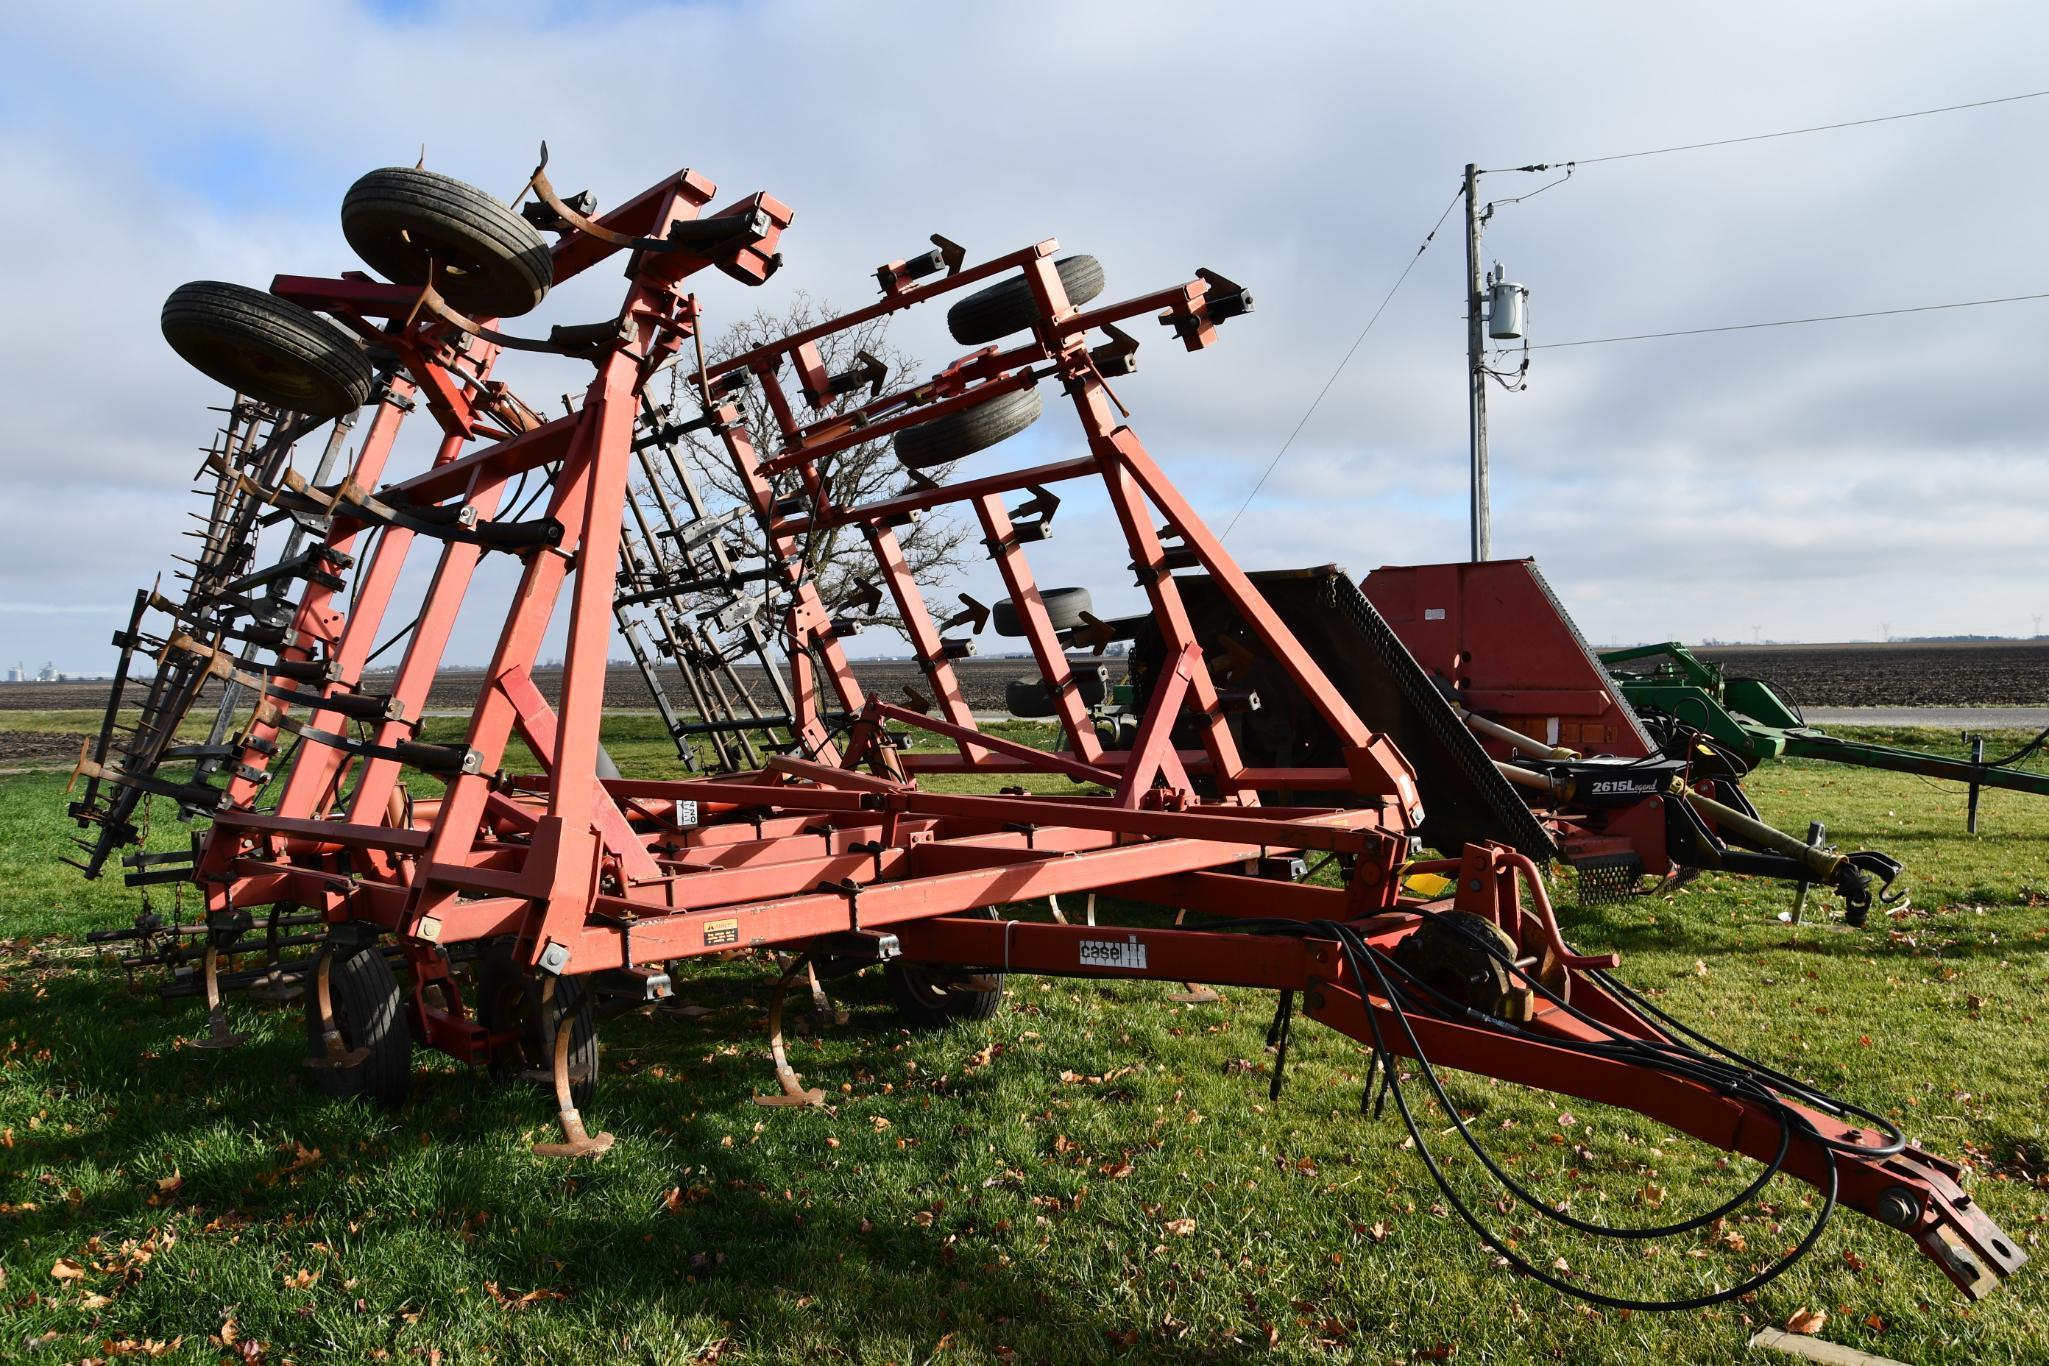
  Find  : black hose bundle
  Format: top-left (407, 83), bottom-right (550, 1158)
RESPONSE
top-left (1216, 910), bottom-right (1905, 1310)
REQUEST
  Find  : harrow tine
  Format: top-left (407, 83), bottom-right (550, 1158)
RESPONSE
top-left (752, 956), bottom-right (827, 1109)
top-left (802, 959), bottom-right (845, 1030)
top-left (189, 944), bottom-right (249, 1051)
top-left (530, 979), bottom-right (615, 1159)
top-left (301, 951), bottom-right (368, 1070)
top-left (1165, 908), bottom-right (1222, 1004)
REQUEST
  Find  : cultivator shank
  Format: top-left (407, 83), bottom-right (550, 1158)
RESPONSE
top-left (60, 151), bottom-right (2018, 1313)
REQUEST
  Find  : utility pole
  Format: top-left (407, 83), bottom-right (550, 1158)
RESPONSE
top-left (1464, 163), bottom-right (1489, 562)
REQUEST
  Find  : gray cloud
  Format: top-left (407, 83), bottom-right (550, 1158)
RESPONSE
top-left (3, 1), bottom-right (2046, 672)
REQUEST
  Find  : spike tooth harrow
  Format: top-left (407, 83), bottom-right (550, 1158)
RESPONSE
top-left (60, 152), bottom-right (2023, 1311)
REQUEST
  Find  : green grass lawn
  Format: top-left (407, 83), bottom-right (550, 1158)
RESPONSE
top-left (0, 721), bottom-right (2045, 1362)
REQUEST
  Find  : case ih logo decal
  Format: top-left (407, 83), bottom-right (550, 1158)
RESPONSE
top-left (1079, 936), bottom-right (1149, 971)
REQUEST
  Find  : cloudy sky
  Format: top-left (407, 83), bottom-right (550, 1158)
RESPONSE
top-left (4, 2), bottom-right (2046, 673)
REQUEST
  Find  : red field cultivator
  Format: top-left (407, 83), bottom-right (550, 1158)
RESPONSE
top-left (62, 151), bottom-right (2019, 1309)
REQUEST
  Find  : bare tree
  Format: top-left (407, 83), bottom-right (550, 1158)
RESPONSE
top-left (663, 293), bottom-right (972, 638)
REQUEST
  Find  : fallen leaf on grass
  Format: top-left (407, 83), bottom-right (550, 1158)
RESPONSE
top-left (155, 1171), bottom-right (183, 1194)
top-left (1785, 1307), bottom-right (1828, 1335)
top-left (484, 1280), bottom-right (568, 1309)
top-left (1163, 1217), bottom-right (1196, 1236)
top-left (261, 1143), bottom-right (323, 1185)
top-left (50, 1256), bottom-right (85, 1281)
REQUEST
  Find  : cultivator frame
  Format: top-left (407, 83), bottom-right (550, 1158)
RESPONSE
top-left (60, 151), bottom-right (2023, 1310)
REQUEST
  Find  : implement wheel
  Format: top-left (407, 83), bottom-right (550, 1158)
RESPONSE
top-left (993, 586), bottom-right (1093, 637)
top-left (1005, 667), bottom-right (1107, 719)
top-left (162, 282), bottom-right (374, 418)
top-left (885, 910), bottom-right (1005, 1028)
top-left (947, 255), bottom-right (1105, 345)
top-left (1391, 912), bottom-right (1535, 1023)
top-left (893, 386), bottom-right (1042, 469)
top-left (341, 167), bottom-right (554, 319)
top-left (478, 941), bottom-right (598, 1111)
top-left (302, 944), bottom-right (411, 1110)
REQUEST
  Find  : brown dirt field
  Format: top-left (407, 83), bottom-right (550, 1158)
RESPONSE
top-left (10, 640), bottom-right (2044, 722)
top-left (1694, 640), bottom-right (2049, 708)
top-left (0, 730), bottom-right (85, 767)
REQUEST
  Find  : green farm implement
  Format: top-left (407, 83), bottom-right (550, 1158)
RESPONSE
top-left (1600, 641), bottom-right (2049, 831)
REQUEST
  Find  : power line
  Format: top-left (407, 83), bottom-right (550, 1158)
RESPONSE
top-left (1228, 91), bottom-right (2049, 532)
top-left (1221, 187), bottom-right (1463, 540)
top-left (1530, 291), bottom-right (2049, 350)
top-left (1491, 88), bottom-right (2049, 173)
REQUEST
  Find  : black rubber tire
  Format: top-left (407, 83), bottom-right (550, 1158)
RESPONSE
top-left (302, 945), bottom-right (412, 1110)
top-left (894, 386), bottom-right (1042, 469)
top-left (1005, 667), bottom-right (1107, 718)
top-left (477, 941), bottom-right (598, 1111)
top-left (162, 281), bottom-right (374, 418)
top-left (992, 586), bottom-right (1092, 637)
top-left (947, 255), bottom-right (1105, 346)
top-left (885, 908), bottom-right (1004, 1028)
top-left (1005, 677), bottom-right (1059, 719)
top-left (341, 168), bottom-right (554, 319)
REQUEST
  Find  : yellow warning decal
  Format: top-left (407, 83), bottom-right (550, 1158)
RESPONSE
top-left (703, 918), bottom-right (740, 947)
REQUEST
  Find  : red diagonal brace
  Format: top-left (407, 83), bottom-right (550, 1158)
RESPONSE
top-left (1114, 640), bottom-right (1196, 807)
top-left (498, 666), bottom-right (663, 885)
